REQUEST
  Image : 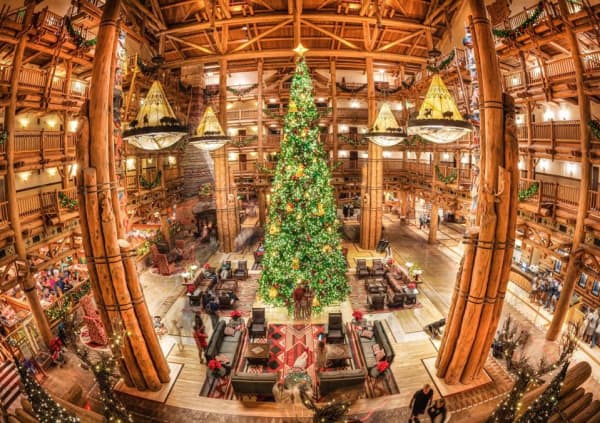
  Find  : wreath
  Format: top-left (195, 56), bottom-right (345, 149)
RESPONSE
top-left (139, 170), bottom-right (162, 190)
top-left (227, 84), bottom-right (258, 97)
top-left (65, 17), bottom-right (97, 48)
top-left (518, 182), bottom-right (539, 202)
top-left (588, 120), bottom-right (600, 139)
top-left (435, 165), bottom-right (457, 184)
top-left (336, 82), bottom-right (367, 94)
top-left (492, 2), bottom-right (544, 39)
top-left (427, 50), bottom-right (456, 73)
top-left (231, 135), bottom-right (258, 148)
top-left (58, 192), bottom-right (78, 209)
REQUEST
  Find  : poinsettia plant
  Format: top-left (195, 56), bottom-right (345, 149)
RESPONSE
top-left (376, 360), bottom-right (390, 373)
top-left (352, 310), bottom-right (364, 321)
top-left (203, 263), bottom-right (211, 270)
top-left (230, 310), bottom-right (242, 319)
top-left (208, 359), bottom-right (222, 372)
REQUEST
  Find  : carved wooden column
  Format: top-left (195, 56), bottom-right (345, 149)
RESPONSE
top-left (77, 0), bottom-right (170, 391)
top-left (428, 150), bottom-right (440, 244)
top-left (435, 1), bottom-right (519, 385)
top-left (214, 58), bottom-right (239, 252)
top-left (256, 59), bottom-right (266, 226)
top-left (3, 1), bottom-right (53, 346)
top-left (360, 57), bottom-right (383, 249)
top-left (330, 60), bottom-right (338, 163)
top-left (547, 0), bottom-right (591, 341)
top-left (525, 100), bottom-right (534, 179)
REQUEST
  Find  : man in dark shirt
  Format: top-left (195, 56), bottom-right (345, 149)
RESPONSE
top-left (409, 384), bottom-right (434, 422)
top-left (427, 398), bottom-right (447, 423)
top-left (293, 284), bottom-right (305, 320)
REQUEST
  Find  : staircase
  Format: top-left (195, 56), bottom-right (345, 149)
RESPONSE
top-left (0, 360), bottom-right (21, 412)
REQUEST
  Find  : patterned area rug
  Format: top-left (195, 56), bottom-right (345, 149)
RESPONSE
top-left (348, 275), bottom-right (422, 314)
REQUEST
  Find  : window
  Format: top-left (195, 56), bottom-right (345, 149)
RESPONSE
top-left (592, 280), bottom-right (600, 297)
top-left (578, 273), bottom-right (588, 289)
top-left (553, 259), bottom-right (562, 274)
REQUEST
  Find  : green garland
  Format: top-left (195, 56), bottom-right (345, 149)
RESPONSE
top-left (263, 108), bottom-right (283, 120)
top-left (58, 192), bottom-right (78, 209)
top-left (139, 170), bottom-right (162, 190)
top-left (336, 82), bottom-right (367, 94)
top-left (404, 134), bottom-right (426, 146)
top-left (0, 130), bottom-right (7, 145)
top-left (435, 165), bottom-right (457, 184)
top-left (231, 135), bottom-right (258, 147)
top-left (137, 58), bottom-right (158, 76)
top-left (45, 280), bottom-right (91, 322)
top-left (402, 78), bottom-right (415, 90)
top-left (339, 133), bottom-right (367, 146)
top-left (199, 182), bottom-right (213, 196)
top-left (588, 120), bottom-right (600, 139)
top-left (518, 182), bottom-right (539, 202)
top-left (227, 84), bottom-right (258, 97)
top-left (65, 17), bottom-right (97, 48)
top-left (375, 84), bottom-right (403, 94)
top-left (427, 50), bottom-right (456, 73)
top-left (492, 2), bottom-right (543, 39)
top-left (257, 163), bottom-right (275, 174)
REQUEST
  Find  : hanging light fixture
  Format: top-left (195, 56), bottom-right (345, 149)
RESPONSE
top-left (366, 102), bottom-right (406, 147)
top-left (407, 74), bottom-right (472, 144)
top-left (123, 80), bottom-right (187, 150)
top-left (189, 105), bottom-right (230, 151)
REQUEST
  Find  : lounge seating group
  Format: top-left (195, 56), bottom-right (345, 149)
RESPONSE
top-left (248, 307), bottom-right (267, 339)
top-left (205, 320), bottom-right (244, 364)
top-left (231, 372), bottom-right (278, 397)
top-left (317, 368), bottom-right (366, 397)
top-left (356, 320), bottom-right (395, 370)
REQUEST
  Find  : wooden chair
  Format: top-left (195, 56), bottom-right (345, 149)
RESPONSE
top-left (356, 259), bottom-right (370, 279)
top-left (150, 244), bottom-right (163, 267)
top-left (368, 293), bottom-right (386, 310)
top-left (325, 312), bottom-right (345, 344)
top-left (371, 259), bottom-right (385, 277)
top-left (248, 307), bottom-right (267, 339)
top-left (233, 260), bottom-right (248, 280)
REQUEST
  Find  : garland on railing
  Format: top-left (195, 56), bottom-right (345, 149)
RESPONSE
top-left (257, 163), bottom-right (275, 174)
top-left (404, 134), bottom-right (426, 146)
top-left (336, 82), bottom-right (367, 94)
top-left (199, 182), bottom-right (213, 197)
top-left (588, 120), bottom-right (600, 139)
top-left (435, 165), bottom-right (457, 184)
top-left (375, 84), bottom-right (403, 95)
top-left (427, 50), bottom-right (456, 73)
top-left (492, 2), bottom-right (544, 39)
top-left (402, 78), bottom-right (416, 90)
top-left (65, 17), bottom-right (97, 48)
top-left (45, 280), bottom-right (91, 322)
top-left (518, 182), bottom-right (539, 202)
top-left (338, 134), bottom-right (367, 146)
top-left (58, 192), bottom-right (78, 209)
top-left (231, 135), bottom-right (258, 148)
top-left (139, 170), bottom-right (162, 190)
top-left (0, 130), bottom-right (7, 145)
top-left (262, 108), bottom-right (284, 120)
top-left (179, 80), bottom-right (191, 92)
top-left (227, 84), bottom-right (258, 97)
top-left (137, 58), bottom-right (158, 76)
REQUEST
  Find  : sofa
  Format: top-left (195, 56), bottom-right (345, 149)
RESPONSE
top-left (231, 371), bottom-right (278, 397)
top-left (205, 320), bottom-right (244, 364)
top-left (356, 321), bottom-right (395, 369)
top-left (317, 369), bottom-right (366, 397)
top-left (386, 267), bottom-right (410, 292)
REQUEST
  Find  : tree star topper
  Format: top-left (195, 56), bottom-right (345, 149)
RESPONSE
top-left (294, 43), bottom-right (308, 56)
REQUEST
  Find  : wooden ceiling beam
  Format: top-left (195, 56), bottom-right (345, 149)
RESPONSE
top-left (161, 0), bottom-right (199, 10)
top-left (218, 0), bottom-right (232, 20)
top-left (168, 38), bottom-right (186, 59)
top-left (166, 34), bottom-right (214, 54)
top-left (301, 19), bottom-right (360, 50)
top-left (231, 18), bottom-right (293, 53)
top-left (162, 13), bottom-right (434, 35)
top-left (149, 0), bottom-right (166, 26)
top-left (163, 48), bottom-right (428, 68)
top-left (376, 30), bottom-right (424, 52)
top-left (128, 0), bottom-right (166, 30)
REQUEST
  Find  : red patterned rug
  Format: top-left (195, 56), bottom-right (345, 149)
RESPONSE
top-left (348, 275), bottom-right (422, 314)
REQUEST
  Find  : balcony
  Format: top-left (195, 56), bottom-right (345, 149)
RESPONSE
top-left (0, 65), bottom-right (89, 101)
top-left (0, 131), bottom-right (79, 169)
top-left (16, 187), bottom-right (79, 225)
top-left (516, 120), bottom-right (600, 158)
top-left (0, 201), bottom-right (9, 229)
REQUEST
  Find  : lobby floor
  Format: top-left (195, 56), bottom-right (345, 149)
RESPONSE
top-left (119, 214), bottom-right (600, 422)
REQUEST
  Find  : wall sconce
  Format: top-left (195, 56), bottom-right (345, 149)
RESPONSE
top-left (269, 98), bottom-right (278, 104)
top-left (558, 107), bottom-right (569, 121)
top-left (566, 163), bottom-right (576, 176)
top-left (350, 99), bottom-right (360, 109)
top-left (168, 156), bottom-right (176, 165)
top-left (317, 97), bottom-right (325, 103)
top-left (19, 117), bottom-right (29, 128)
top-left (543, 109), bottom-right (555, 121)
top-left (228, 152), bottom-right (237, 161)
top-left (126, 157), bottom-right (136, 170)
top-left (539, 159), bottom-right (549, 172)
top-left (46, 118), bottom-right (57, 129)
top-left (227, 128), bottom-right (238, 136)
top-left (68, 119), bottom-right (79, 132)
top-left (46, 167), bottom-right (57, 176)
top-left (360, 152), bottom-right (368, 159)
top-left (19, 171), bottom-right (32, 181)
top-left (339, 124), bottom-right (348, 132)
top-left (518, 159), bottom-right (525, 170)
top-left (73, 81), bottom-right (83, 92)
top-left (147, 158), bottom-right (153, 164)
top-left (442, 153), bottom-right (450, 161)
top-left (395, 103), bottom-right (403, 111)
top-left (69, 164), bottom-right (78, 177)
top-left (515, 114), bottom-right (524, 125)
top-left (382, 151), bottom-right (391, 158)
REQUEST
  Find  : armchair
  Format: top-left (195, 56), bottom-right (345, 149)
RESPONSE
top-left (218, 292), bottom-right (237, 309)
top-left (233, 260), bottom-right (248, 280)
top-left (219, 260), bottom-right (233, 280)
top-left (325, 312), bottom-right (345, 344)
top-left (371, 259), bottom-right (385, 277)
top-left (356, 259), bottom-right (370, 279)
top-left (367, 293), bottom-right (386, 310)
top-left (150, 244), bottom-right (169, 267)
top-left (248, 307), bottom-right (267, 339)
top-left (156, 254), bottom-right (176, 276)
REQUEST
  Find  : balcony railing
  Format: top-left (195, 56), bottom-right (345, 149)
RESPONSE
top-left (516, 120), bottom-right (599, 155)
top-left (0, 202), bottom-right (9, 228)
top-left (17, 188), bottom-right (80, 222)
top-left (0, 66), bottom-right (89, 98)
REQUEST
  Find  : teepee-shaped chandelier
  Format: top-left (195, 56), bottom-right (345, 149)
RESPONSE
top-left (366, 102), bottom-right (406, 147)
top-left (123, 80), bottom-right (187, 150)
top-left (407, 74), bottom-right (472, 144)
top-left (189, 105), bottom-right (230, 151)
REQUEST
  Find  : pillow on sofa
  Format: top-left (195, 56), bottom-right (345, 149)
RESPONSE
top-left (224, 326), bottom-right (235, 336)
top-left (361, 329), bottom-right (374, 339)
top-left (372, 344), bottom-right (381, 354)
top-left (375, 350), bottom-right (386, 361)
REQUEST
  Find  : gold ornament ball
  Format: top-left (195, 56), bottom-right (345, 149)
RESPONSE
top-left (269, 287), bottom-right (278, 299)
top-left (312, 297), bottom-right (320, 307)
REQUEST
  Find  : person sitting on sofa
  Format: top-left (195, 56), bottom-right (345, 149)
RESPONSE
top-left (220, 262), bottom-right (232, 280)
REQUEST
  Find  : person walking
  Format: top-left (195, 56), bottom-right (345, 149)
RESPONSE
top-left (584, 308), bottom-right (598, 344)
top-left (192, 315), bottom-right (208, 364)
top-left (427, 398), bottom-right (447, 423)
top-left (293, 283), bottom-right (305, 320)
top-left (409, 384), bottom-right (434, 422)
top-left (591, 309), bottom-right (600, 348)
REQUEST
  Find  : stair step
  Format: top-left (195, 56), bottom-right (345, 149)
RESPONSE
top-left (0, 376), bottom-right (19, 401)
top-left (3, 384), bottom-right (21, 408)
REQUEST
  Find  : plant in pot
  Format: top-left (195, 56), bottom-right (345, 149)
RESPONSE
top-left (230, 310), bottom-right (242, 322)
top-left (352, 310), bottom-right (364, 325)
top-left (370, 360), bottom-right (390, 378)
top-left (208, 359), bottom-right (226, 378)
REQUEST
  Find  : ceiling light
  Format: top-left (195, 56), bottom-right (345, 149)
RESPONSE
top-left (366, 102), bottom-right (405, 147)
top-left (189, 105), bottom-right (230, 151)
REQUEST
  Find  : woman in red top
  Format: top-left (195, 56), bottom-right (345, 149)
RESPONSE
top-left (193, 316), bottom-right (208, 364)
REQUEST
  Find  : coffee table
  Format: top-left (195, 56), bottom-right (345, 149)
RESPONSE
top-left (324, 343), bottom-right (351, 368)
top-left (246, 342), bottom-right (270, 366)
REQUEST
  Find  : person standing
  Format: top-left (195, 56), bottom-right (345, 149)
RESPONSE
top-left (293, 283), bottom-right (305, 320)
top-left (591, 309), bottom-right (600, 348)
top-left (584, 308), bottom-right (598, 344)
top-left (192, 315), bottom-right (208, 364)
top-left (427, 398), bottom-right (447, 423)
top-left (409, 384), bottom-right (434, 422)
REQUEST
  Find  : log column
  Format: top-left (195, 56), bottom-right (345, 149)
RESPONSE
top-left (525, 100), bottom-right (535, 179)
top-left (257, 59), bottom-right (266, 226)
top-left (4, 2), bottom-right (53, 347)
top-left (214, 58), bottom-right (239, 252)
top-left (435, 0), bottom-right (519, 385)
top-left (330, 60), bottom-right (338, 163)
top-left (360, 57), bottom-right (383, 250)
top-left (77, 0), bottom-right (170, 391)
top-left (428, 150), bottom-right (440, 244)
top-left (546, 0), bottom-right (591, 341)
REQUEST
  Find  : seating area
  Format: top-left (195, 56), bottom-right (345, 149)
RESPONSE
top-left (248, 307), bottom-right (267, 339)
top-left (324, 312), bottom-right (345, 344)
top-left (205, 320), bottom-right (245, 365)
top-left (354, 320), bottom-right (395, 370)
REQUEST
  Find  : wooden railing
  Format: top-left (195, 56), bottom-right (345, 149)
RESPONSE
top-left (0, 66), bottom-right (89, 98)
top-left (0, 202), bottom-right (9, 228)
top-left (17, 192), bottom-right (55, 221)
top-left (57, 188), bottom-right (78, 212)
top-left (13, 131), bottom-right (78, 155)
top-left (516, 120), bottom-right (599, 154)
top-left (226, 109), bottom-right (258, 121)
top-left (493, 2), bottom-right (558, 36)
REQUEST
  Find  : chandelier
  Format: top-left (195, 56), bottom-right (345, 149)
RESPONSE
top-left (407, 74), bottom-right (472, 144)
top-left (189, 106), bottom-right (230, 151)
top-left (366, 102), bottom-right (406, 147)
top-left (123, 80), bottom-right (187, 150)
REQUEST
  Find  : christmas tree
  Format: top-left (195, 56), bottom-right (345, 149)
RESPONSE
top-left (258, 49), bottom-right (349, 311)
top-left (516, 362), bottom-right (569, 423)
top-left (15, 359), bottom-right (80, 423)
top-left (486, 364), bottom-right (531, 423)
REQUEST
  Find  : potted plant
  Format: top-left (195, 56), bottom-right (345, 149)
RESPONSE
top-left (230, 310), bottom-right (242, 321)
top-left (370, 360), bottom-right (390, 378)
top-left (208, 359), bottom-right (226, 378)
top-left (352, 310), bottom-right (364, 325)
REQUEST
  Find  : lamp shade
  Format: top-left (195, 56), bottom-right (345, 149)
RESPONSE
top-left (189, 106), bottom-right (230, 151)
top-left (123, 80), bottom-right (187, 150)
top-left (366, 102), bottom-right (406, 147)
top-left (407, 74), bottom-right (472, 144)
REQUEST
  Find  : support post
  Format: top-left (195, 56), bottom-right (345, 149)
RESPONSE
top-left (4, 2), bottom-right (53, 347)
top-left (330, 60), bottom-right (338, 164)
top-left (546, 0), bottom-right (591, 341)
top-left (435, 1), bottom-right (519, 385)
top-left (429, 150), bottom-right (440, 244)
top-left (77, 0), bottom-right (170, 391)
top-left (360, 57), bottom-right (383, 249)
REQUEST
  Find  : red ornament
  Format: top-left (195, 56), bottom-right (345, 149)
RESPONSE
top-left (319, 279), bottom-right (324, 284)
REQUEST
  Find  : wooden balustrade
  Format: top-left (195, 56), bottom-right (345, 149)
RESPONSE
top-left (13, 131), bottom-right (78, 155)
top-left (556, 184), bottom-right (579, 208)
top-left (589, 190), bottom-right (600, 214)
top-left (493, 2), bottom-right (557, 36)
top-left (126, 175), bottom-right (138, 189)
top-left (226, 109), bottom-right (258, 121)
top-left (57, 188), bottom-right (78, 212)
top-left (0, 66), bottom-right (89, 97)
top-left (0, 202), bottom-right (9, 228)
